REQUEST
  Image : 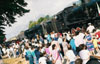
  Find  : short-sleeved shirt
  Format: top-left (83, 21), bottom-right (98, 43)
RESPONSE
top-left (79, 50), bottom-right (90, 64)
top-left (39, 57), bottom-right (47, 64)
top-left (32, 51), bottom-right (37, 63)
top-left (66, 50), bottom-right (76, 62)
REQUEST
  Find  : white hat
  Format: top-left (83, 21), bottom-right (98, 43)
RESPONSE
top-left (88, 23), bottom-right (91, 25)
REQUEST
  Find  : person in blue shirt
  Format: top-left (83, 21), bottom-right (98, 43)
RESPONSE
top-left (31, 46), bottom-right (37, 64)
top-left (34, 47), bottom-right (41, 64)
top-left (25, 46), bottom-right (33, 64)
top-left (70, 35), bottom-right (77, 55)
top-left (47, 34), bottom-right (52, 43)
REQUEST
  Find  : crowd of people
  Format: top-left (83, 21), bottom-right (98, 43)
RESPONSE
top-left (0, 23), bottom-right (100, 64)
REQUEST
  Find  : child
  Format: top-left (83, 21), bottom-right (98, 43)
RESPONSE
top-left (93, 35), bottom-right (99, 54)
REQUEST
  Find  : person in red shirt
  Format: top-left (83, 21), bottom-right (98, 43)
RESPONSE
top-left (93, 29), bottom-right (100, 49)
top-left (95, 31), bottom-right (100, 39)
top-left (95, 31), bottom-right (100, 45)
top-left (71, 28), bottom-right (76, 36)
top-left (16, 40), bottom-right (20, 44)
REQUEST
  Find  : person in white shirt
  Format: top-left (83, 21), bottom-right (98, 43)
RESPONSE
top-left (74, 31), bottom-right (84, 47)
top-left (87, 23), bottom-right (95, 33)
top-left (65, 45), bottom-right (76, 64)
top-left (39, 53), bottom-right (47, 64)
top-left (6, 47), bottom-right (11, 58)
top-left (2, 46), bottom-right (6, 55)
top-left (58, 35), bottom-right (64, 57)
top-left (10, 45), bottom-right (16, 58)
top-left (58, 35), bottom-right (63, 45)
top-left (51, 31), bottom-right (55, 39)
top-left (79, 44), bottom-right (91, 64)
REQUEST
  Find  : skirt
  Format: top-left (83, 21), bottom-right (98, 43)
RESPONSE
top-left (86, 42), bottom-right (94, 51)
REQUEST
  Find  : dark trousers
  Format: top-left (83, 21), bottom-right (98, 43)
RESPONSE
top-left (60, 44), bottom-right (64, 57)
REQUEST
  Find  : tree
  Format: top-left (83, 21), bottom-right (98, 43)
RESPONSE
top-left (28, 15), bottom-right (51, 29)
top-left (29, 21), bottom-right (33, 28)
top-left (0, 0), bottom-right (29, 43)
top-left (37, 15), bottom-right (51, 23)
top-left (37, 17), bottom-right (44, 24)
top-left (29, 21), bottom-right (37, 29)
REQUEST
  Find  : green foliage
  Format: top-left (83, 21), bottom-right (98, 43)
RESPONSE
top-left (0, 0), bottom-right (29, 26)
top-left (29, 21), bottom-right (37, 29)
top-left (28, 15), bottom-right (51, 29)
top-left (37, 17), bottom-right (44, 24)
top-left (0, 0), bottom-right (29, 43)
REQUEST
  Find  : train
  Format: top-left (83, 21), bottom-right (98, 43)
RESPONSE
top-left (24, 0), bottom-right (100, 39)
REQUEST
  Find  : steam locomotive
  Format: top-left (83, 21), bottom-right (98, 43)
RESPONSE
top-left (25, 0), bottom-right (100, 39)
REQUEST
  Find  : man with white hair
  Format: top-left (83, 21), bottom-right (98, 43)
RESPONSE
top-left (87, 23), bottom-right (95, 33)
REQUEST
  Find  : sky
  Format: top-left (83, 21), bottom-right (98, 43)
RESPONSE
top-left (5, 0), bottom-right (79, 40)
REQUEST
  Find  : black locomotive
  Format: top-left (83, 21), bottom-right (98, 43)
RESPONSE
top-left (25, 0), bottom-right (100, 39)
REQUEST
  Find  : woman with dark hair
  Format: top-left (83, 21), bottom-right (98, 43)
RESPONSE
top-left (65, 45), bottom-right (76, 64)
top-left (51, 44), bottom-right (62, 64)
top-left (85, 31), bottom-right (94, 55)
top-left (79, 44), bottom-right (90, 64)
